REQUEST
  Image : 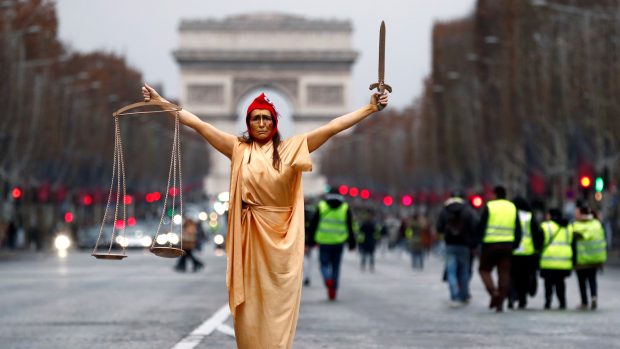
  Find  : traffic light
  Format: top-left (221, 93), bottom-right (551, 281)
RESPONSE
top-left (64, 212), bottom-right (74, 223)
top-left (470, 195), bottom-right (484, 209)
top-left (338, 185), bottom-right (349, 196)
top-left (579, 176), bottom-right (592, 189)
top-left (11, 187), bottom-right (22, 200)
top-left (595, 177), bottom-right (604, 192)
top-left (383, 195), bottom-right (393, 206)
top-left (360, 189), bottom-right (370, 200)
top-left (349, 187), bottom-right (359, 197)
top-left (401, 195), bottom-right (413, 206)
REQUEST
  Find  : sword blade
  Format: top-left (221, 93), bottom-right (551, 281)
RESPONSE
top-left (378, 21), bottom-right (386, 82)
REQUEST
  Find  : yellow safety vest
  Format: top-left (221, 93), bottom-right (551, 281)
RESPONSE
top-left (514, 211), bottom-right (535, 256)
top-left (573, 219), bottom-right (607, 266)
top-left (540, 221), bottom-right (573, 270)
top-left (315, 201), bottom-right (349, 245)
top-left (483, 199), bottom-right (517, 243)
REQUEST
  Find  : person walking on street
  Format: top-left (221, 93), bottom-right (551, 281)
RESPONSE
top-left (303, 203), bottom-right (316, 286)
top-left (508, 196), bottom-right (544, 309)
top-left (436, 191), bottom-right (478, 307)
top-left (358, 209), bottom-right (383, 272)
top-left (401, 215), bottom-right (425, 269)
top-left (540, 208), bottom-right (574, 310)
top-left (476, 186), bottom-right (522, 312)
top-left (572, 205), bottom-right (607, 310)
top-left (175, 219), bottom-right (205, 272)
top-left (309, 189), bottom-right (356, 300)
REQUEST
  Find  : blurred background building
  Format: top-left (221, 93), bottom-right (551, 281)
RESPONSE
top-left (174, 13), bottom-right (357, 195)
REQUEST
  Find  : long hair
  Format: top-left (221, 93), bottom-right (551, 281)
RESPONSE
top-left (238, 131), bottom-right (282, 171)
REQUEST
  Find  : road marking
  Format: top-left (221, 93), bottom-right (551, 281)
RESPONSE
top-left (171, 303), bottom-right (234, 349)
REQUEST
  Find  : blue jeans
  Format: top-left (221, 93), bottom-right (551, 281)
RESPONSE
top-left (445, 245), bottom-right (471, 301)
top-left (319, 244), bottom-right (344, 290)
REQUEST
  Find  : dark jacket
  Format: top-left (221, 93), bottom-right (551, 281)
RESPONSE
top-left (309, 194), bottom-right (356, 249)
top-left (436, 198), bottom-right (478, 247)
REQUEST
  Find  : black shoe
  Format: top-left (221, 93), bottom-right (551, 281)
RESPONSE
top-left (192, 263), bottom-right (204, 272)
top-left (544, 301), bottom-right (551, 310)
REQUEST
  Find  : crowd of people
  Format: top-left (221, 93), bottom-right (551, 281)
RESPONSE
top-left (304, 185), bottom-right (608, 313)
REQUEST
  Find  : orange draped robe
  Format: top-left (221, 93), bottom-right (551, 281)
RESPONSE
top-left (225, 134), bottom-right (312, 349)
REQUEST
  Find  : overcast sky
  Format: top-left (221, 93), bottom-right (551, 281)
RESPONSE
top-left (55, 0), bottom-right (476, 111)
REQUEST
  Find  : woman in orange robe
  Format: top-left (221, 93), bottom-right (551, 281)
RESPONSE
top-left (142, 84), bottom-right (388, 348)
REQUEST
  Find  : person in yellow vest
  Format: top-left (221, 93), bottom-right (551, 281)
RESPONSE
top-left (476, 186), bottom-right (522, 312)
top-left (401, 214), bottom-right (425, 269)
top-left (573, 205), bottom-right (607, 310)
top-left (540, 208), bottom-right (574, 310)
top-left (309, 189), bottom-right (356, 300)
top-left (507, 196), bottom-right (544, 309)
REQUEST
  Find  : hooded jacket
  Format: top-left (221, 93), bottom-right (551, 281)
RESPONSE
top-left (436, 197), bottom-right (478, 247)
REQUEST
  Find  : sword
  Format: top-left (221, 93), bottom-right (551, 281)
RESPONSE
top-left (369, 21), bottom-right (392, 96)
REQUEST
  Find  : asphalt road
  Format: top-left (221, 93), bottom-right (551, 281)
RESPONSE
top-left (1, 247), bottom-right (619, 349)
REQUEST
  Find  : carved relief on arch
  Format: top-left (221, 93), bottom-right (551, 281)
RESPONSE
top-left (233, 78), bottom-right (299, 107)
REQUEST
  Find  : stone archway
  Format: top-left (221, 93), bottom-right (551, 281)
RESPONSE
top-left (174, 13), bottom-right (358, 196)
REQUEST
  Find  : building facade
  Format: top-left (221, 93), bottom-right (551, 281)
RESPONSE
top-left (174, 13), bottom-right (357, 196)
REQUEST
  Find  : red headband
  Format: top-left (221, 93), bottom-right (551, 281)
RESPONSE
top-left (246, 93), bottom-right (278, 138)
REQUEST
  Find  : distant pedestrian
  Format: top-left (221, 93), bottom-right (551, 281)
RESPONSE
top-left (401, 215), bottom-right (425, 269)
top-left (175, 219), bottom-right (205, 272)
top-left (508, 196), bottom-right (544, 309)
top-left (303, 203), bottom-right (316, 286)
top-left (309, 189), bottom-right (356, 300)
top-left (572, 205), bottom-right (607, 310)
top-left (358, 209), bottom-right (382, 272)
top-left (436, 191), bottom-right (478, 307)
top-left (476, 186), bottom-right (522, 312)
top-left (539, 208), bottom-right (574, 310)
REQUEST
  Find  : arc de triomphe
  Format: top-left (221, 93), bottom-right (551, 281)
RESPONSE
top-left (174, 13), bottom-right (357, 196)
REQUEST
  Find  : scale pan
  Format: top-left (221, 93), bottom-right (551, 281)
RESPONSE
top-left (92, 253), bottom-right (127, 260)
top-left (150, 247), bottom-right (185, 258)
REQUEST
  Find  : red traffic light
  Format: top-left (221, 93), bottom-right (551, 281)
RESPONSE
top-left (11, 187), bottom-right (22, 200)
top-left (338, 185), bottom-right (349, 196)
top-left (471, 195), bottom-right (484, 208)
top-left (580, 176), bottom-right (592, 188)
top-left (401, 195), bottom-right (413, 206)
top-left (64, 212), bottom-right (74, 223)
top-left (383, 195), bottom-right (393, 206)
top-left (82, 195), bottom-right (93, 206)
top-left (349, 187), bottom-right (359, 197)
top-left (360, 189), bottom-right (370, 200)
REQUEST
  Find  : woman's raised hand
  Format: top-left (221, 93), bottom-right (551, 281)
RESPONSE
top-left (142, 83), bottom-right (166, 103)
top-left (371, 91), bottom-right (389, 111)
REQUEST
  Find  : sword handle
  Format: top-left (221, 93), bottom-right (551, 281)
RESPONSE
top-left (369, 82), bottom-right (392, 93)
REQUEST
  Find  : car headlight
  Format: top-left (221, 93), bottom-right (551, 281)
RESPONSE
top-left (167, 232), bottom-right (179, 245)
top-left (115, 236), bottom-right (128, 248)
top-left (156, 234), bottom-right (168, 245)
top-left (213, 234), bottom-right (224, 245)
top-left (141, 236), bottom-right (152, 247)
top-left (54, 234), bottom-right (71, 250)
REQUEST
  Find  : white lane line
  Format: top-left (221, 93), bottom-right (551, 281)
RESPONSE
top-left (216, 323), bottom-right (236, 337)
top-left (171, 303), bottom-right (233, 349)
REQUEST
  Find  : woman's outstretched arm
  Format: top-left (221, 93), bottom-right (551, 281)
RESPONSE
top-left (142, 83), bottom-right (236, 158)
top-left (306, 92), bottom-right (388, 153)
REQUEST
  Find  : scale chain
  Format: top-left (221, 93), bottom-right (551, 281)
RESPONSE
top-left (152, 113), bottom-right (179, 250)
top-left (177, 112), bottom-right (184, 251)
top-left (169, 116), bottom-right (178, 248)
top-left (93, 118), bottom-right (119, 255)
